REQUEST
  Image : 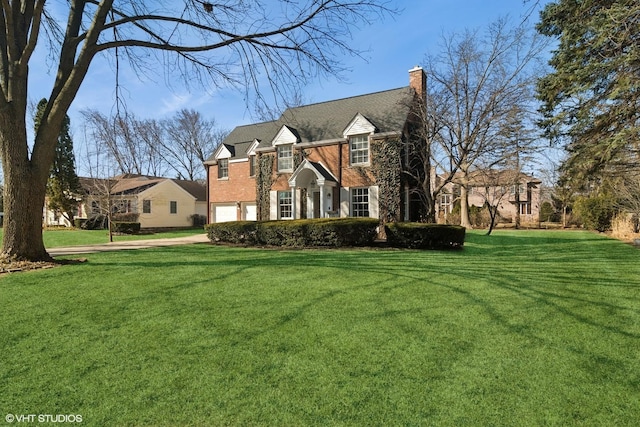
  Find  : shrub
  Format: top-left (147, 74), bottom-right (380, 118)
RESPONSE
top-left (82, 215), bottom-right (108, 230)
top-left (205, 218), bottom-right (379, 247)
top-left (190, 214), bottom-right (207, 228)
top-left (385, 222), bottom-right (465, 249)
top-left (112, 222), bottom-right (141, 234)
top-left (112, 212), bottom-right (139, 222)
top-left (573, 195), bottom-right (615, 232)
top-left (206, 221), bottom-right (259, 245)
top-left (73, 218), bottom-right (88, 229)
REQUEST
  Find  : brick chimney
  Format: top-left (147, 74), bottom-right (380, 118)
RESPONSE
top-left (409, 66), bottom-right (426, 100)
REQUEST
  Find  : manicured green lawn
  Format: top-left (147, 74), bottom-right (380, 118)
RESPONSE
top-left (1, 230), bottom-right (639, 425)
top-left (0, 227), bottom-right (205, 249)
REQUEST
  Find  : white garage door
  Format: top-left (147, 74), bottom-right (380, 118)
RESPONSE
top-left (214, 204), bottom-right (237, 223)
top-left (243, 203), bottom-right (257, 221)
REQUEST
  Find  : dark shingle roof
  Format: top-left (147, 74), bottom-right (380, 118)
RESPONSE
top-left (208, 87), bottom-right (414, 162)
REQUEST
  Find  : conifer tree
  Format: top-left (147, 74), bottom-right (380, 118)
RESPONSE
top-left (35, 99), bottom-right (81, 225)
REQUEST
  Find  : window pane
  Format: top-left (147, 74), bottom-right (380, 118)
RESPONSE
top-left (249, 155), bottom-right (256, 177)
top-left (351, 188), bottom-right (369, 217)
top-left (279, 191), bottom-right (292, 219)
top-left (350, 135), bottom-right (369, 165)
top-left (277, 145), bottom-right (293, 171)
top-left (143, 199), bottom-right (151, 214)
top-left (218, 159), bottom-right (228, 178)
top-left (170, 201), bottom-right (177, 214)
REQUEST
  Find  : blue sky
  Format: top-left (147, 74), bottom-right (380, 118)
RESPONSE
top-left (29, 0), bottom-right (553, 162)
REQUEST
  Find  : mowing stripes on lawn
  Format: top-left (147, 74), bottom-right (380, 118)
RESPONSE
top-left (1, 230), bottom-right (639, 425)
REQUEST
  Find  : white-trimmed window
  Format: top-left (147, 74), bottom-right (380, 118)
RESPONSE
top-left (351, 188), bottom-right (369, 217)
top-left (440, 194), bottom-right (452, 212)
top-left (350, 135), bottom-right (369, 165)
top-left (278, 190), bottom-right (293, 219)
top-left (249, 155), bottom-right (257, 177)
top-left (520, 202), bottom-right (532, 215)
top-left (277, 145), bottom-right (293, 172)
top-left (218, 158), bottom-right (229, 179)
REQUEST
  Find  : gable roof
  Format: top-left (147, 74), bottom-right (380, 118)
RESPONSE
top-left (79, 175), bottom-right (206, 201)
top-left (206, 87), bottom-right (414, 162)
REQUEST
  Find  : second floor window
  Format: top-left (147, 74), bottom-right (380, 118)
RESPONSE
top-left (277, 145), bottom-right (293, 172)
top-left (350, 135), bottom-right (369, 165)
top-left (249, 155), bottom-right (257, 177)
top-left (142, 199), bottom-right (151, 214)
top-left (218, 159), bottom-right (229, 179)
top-left (170, 201), bottom-right (177, 214)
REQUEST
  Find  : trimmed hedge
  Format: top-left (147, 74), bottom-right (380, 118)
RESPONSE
top-left (112, 222), bottom-right (141, 234)
top-left (205, 218), bottom-right (379, 248)
top-left (385, 222), bottom-right (465, 249)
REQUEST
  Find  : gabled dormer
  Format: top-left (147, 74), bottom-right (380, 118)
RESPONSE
top-left (343, 113), bottom-right (376, 166)
top-left (271, 125), bottom-right (300, 146)
top-left (343, 113), bottom-right (377, 138)
top-left (272, 125), bottom-right (299, 172)
top-left (212, 144), bottom-right (234, 179)
top-left (248, 139), bottom-right (260, 177)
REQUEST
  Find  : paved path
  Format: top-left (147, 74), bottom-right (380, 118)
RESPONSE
top-left (48, 234), bottom-right (210, 256)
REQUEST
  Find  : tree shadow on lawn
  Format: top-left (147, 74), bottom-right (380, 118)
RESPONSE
top-left (80, 234), bottom-right (640, 344)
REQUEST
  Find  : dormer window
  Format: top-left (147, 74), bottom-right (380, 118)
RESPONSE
top-left (277, 144), bottom-right (293, 172)
top-left (350, 135), bottom-right (369, 166)
top-left (218, 158), bottom-right (229, 179)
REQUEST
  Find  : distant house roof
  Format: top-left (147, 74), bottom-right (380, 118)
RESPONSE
top-left (79, 175), bottom-right (206, 201)
top-left (457, 170), bottom-right (542, 187)
top-left (206, 87), bottom-right (414, 163)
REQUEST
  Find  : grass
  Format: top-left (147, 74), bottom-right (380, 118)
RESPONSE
top-left (0, 227), bottom-right (205, 249)
top-left (1, 230), bottom-right (639, 426)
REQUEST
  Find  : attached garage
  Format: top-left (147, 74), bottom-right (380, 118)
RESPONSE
top-left (243, 203), bottom-right (257, 221)
top-left (212, 203), bottom-right (237, 223)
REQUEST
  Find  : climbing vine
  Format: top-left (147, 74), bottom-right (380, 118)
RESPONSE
top-left (256, 154), bottom-right (274, 221)
top-left (371, 138), bottom-right (402, 223)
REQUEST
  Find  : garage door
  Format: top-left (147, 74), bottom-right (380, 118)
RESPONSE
top-left (243, 203), bottom-right (257, 221)
top-left (213, 204), bottom-right (237, 223)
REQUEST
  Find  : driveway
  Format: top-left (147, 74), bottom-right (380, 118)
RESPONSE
top-left (48, 234), bottom-right (210, 256)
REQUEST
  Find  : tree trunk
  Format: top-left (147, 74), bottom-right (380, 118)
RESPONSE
top-left (459, 185), bottom-right (472, 229)
top-left (1, 112), bottom-right (51, 261)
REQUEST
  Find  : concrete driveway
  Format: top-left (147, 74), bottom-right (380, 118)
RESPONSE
top-left (48, 234), bottom-right (210, 256)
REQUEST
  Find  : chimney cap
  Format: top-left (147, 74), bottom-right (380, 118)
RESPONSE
top-left (408, 65), bottom-right (423, 72)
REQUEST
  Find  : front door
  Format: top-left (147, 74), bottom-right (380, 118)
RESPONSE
top-left (313, 191), bottom-right (321, 218)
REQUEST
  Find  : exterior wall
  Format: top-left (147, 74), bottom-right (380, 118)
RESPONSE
top-left (208, 159), bottom-right (256, 204)
top-left (466, 182), bottom-right (541, 224)
top-left (138, 180), bottom-right (198, 228)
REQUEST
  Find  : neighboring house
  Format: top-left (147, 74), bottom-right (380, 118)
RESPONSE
top-left (205, 67), bottom-right (429, 223)
top-left (44, 174), bottom-right (207, 228)
top-left (437, 170), bottom-right (542, 225)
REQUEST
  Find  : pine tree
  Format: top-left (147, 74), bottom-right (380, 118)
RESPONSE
top-left (536, 0), bottom-right (640, 184)
top-left (35, 99), bottom-right (81, 225)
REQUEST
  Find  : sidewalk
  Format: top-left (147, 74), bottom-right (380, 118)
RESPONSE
top-left (48, 234), bottom-right (210, 256)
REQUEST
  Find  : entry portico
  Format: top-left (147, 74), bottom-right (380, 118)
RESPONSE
top-left (288, 159), bottom-right (338, 219)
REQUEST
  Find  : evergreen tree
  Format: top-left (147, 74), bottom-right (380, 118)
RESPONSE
top-left (536, 0), bottom-right (640, 184)
top-left (35, 99), bottom-right (81, 225)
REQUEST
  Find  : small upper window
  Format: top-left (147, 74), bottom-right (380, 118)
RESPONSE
top-left (143, 199), bottom-right (151, 214)
top-left (218, 158), bottom-right (229, 179)
top-left (249, 155), bottom-right (257, 177)
top-left (170, 201), bottom-right (177, 214)
top-left (350, 135), bottom-right (369, 165)
top-left (277, 145), bottom-right (293, 172)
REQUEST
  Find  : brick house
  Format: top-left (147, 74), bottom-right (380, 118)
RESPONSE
top-left (437, 170), bottom-right (542, 225)
top-left (205, 67), bottom-right (428, 223)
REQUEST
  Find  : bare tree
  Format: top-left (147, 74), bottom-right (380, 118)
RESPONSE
top-left (412, 18), bottom-right (547, 227)
top-left (0, 1), bottom-right (393, 260)
top-left (160, 109), bottom-right (227, 180)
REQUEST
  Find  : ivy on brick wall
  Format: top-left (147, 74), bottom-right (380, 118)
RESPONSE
top-left (256, 154), bottom-right (274, 221)
top-left (371, 138), bottom-right (402, 223)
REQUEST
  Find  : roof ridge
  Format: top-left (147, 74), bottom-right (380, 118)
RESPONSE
top-left (284, 86), bottom-right (410, 112)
